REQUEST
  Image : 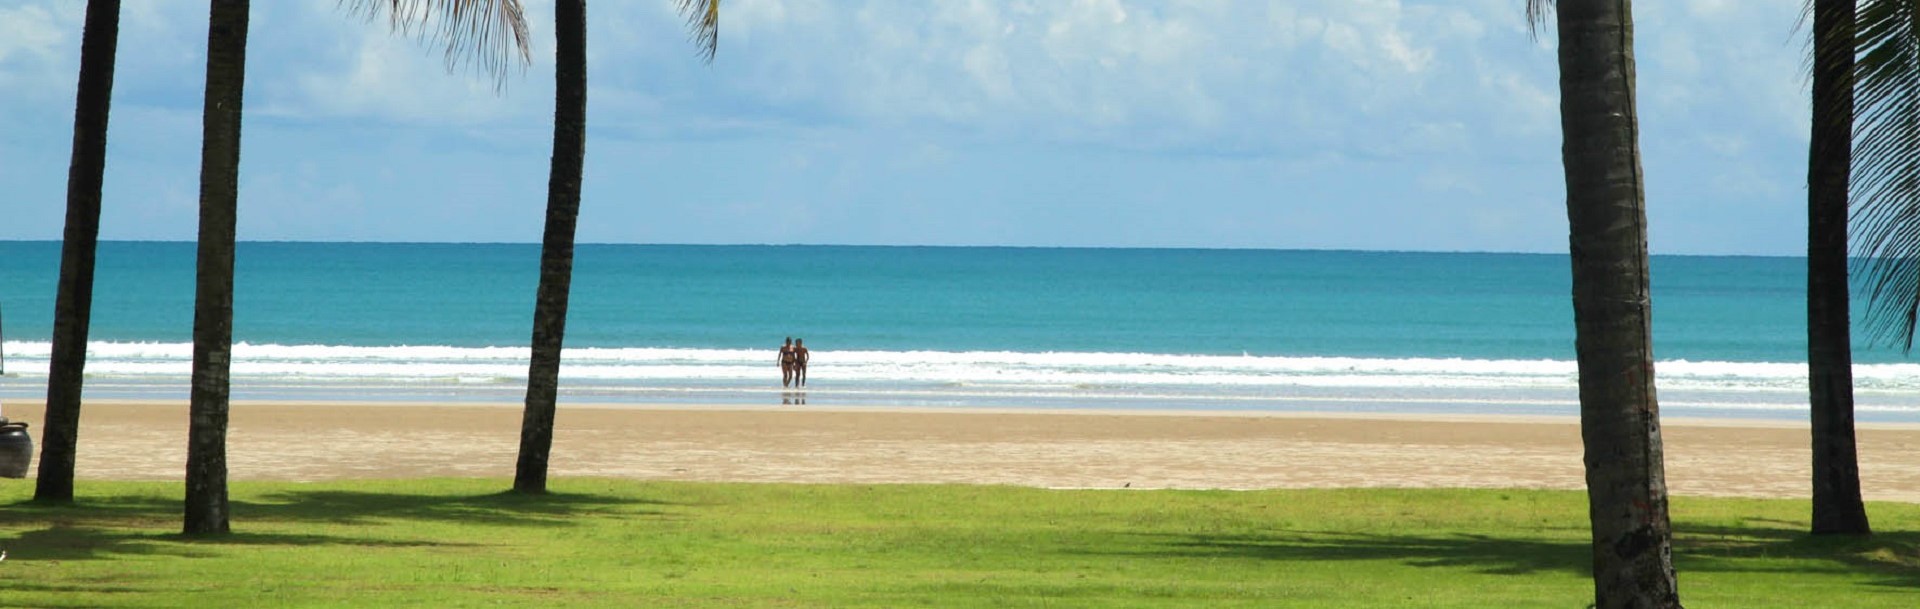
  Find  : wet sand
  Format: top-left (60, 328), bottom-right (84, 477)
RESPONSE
top-left (5, 399), bottom-right (1920, 501)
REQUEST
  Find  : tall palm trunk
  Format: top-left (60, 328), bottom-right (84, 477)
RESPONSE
top-left (33, 0), bottom-right (121, 505)
top-left (185, 0), bottom-right (249, 536)
top-left (1552, 1), bottom-right (1682, 606)
top-left (1808, 0), bottom-right (1870, 536)
top-left (514, 0), bottom-right (586, 494)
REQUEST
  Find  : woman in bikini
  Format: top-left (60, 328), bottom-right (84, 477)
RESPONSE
top-left (778, 337), bottom-right (797, 387)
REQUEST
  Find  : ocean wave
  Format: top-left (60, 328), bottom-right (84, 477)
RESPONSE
top-left (2, 341), bottom-right (1917, 392)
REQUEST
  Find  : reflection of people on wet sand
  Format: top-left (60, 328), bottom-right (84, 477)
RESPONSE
top-left (794, 338), bottom-right (811, 387)
top-left (778, 337), bottom-right (797, 387)
top-left (781, 392), bottom-right (807, 405)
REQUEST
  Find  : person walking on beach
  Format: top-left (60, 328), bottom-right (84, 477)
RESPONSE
top-left (794, 338), bottom-right (811, 387)
top-left (779, 337), bottom-right (798, 387)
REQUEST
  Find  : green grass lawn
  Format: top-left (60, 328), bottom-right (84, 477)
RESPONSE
top-left (2, 480), bottom-right (1917, 607)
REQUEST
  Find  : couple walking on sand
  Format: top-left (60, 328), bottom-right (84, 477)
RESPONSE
top-left (779, 338), bottom-right (810, 388)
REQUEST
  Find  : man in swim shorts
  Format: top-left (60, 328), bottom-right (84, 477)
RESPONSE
top-left (793, 338), bottom-right (810, 387)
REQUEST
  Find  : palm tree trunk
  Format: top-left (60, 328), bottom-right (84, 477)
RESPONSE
top-left (33, 0), bottom-right (121, 505)
top-left (1808, 0), bottom-right (1871, 537)
top-left (514, 0), bottom-right (586, 495)
top-left (184, 0), bottom-right (249, 536)
top-left (1553, 1), bottom-right (1682, 606)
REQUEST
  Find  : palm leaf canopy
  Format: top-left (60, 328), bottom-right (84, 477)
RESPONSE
top-left (1526, 0), bottom-right (1554, 37)
top-left (680, 0), bottom-right (721, 63)
top-left (1851, 0), bottom-right (1920, 350)
top-left (1527, 0), bottom-right (1920, 352)
top-left (343, 0), bottom-right (533, 89)
top-left (346, 0), bottom-right (720, 87)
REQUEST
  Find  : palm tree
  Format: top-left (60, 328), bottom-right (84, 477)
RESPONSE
top-left (1806, 0), bottom-right (1870, 536)
top-left (1842, 0), bottom-right (1920, 537)
top-left (182, 0), bottom-right (534, 535)
top-left (32, 0), bottom-right (122, 505)
top-left (1526, 1), bottom-right (1682, 606)
top-left (512, 0), bottom-right (718, 494)
top-left (507, 0), bottom-right (587, 491)
top-left (184, 0), bottom-right (250, 535)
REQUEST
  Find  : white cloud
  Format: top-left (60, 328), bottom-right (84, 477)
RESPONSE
top-left (149, 0), bottom-right (1567, 160)
top-left (0, 0), bottom-right (1841, 254)
top-left (0, 4), bottom-right (66, 64)
top-left (250, 1), bottom-right (545, 126)
top-left (274, 25), bottom-right (533, 125)
top-left (1687, 0), bottom-right (1742, 18)
top-left (658, 0), bottom-right (1517, 155)
top-left (0, 4), bottom-right (77, 103)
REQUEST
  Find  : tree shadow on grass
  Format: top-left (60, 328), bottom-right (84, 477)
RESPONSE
top-left (1097, 521), bottom-right (1920, 590)
top-left (235, 488), bottom-right (677, 527)
top-left (4, 523), bottom-right (468, 562)
top-left (1676, 521), bottom-right (1920, 589)
top-left (4, 488), bottom-right (674, 529)
top-left (0, 489), bottom-right (679, 562)
top-left (1101, 529), bottom-right (1590, 577)
top-left (0, 582), bottom-right (162, 609)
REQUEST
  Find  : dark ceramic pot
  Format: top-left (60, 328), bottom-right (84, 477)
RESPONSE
top-left (0, 417), bottom-right (31, 478)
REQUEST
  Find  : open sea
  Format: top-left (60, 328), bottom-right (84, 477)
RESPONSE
top-left (2, 241), bottom-right (1917, 421)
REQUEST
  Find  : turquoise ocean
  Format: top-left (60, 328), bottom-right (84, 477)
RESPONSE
top-left (1, 241), bottom-right (1917, 421)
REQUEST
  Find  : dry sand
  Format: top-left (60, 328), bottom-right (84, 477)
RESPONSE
top-left (5, 399), bottom-right (1920, 502)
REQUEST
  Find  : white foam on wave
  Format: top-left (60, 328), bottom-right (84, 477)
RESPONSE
top-left (3, 341), bottom-right (1919, 394)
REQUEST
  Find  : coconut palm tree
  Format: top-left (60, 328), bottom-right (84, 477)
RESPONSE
top-left (183, 0), bottom-right (534, 535)
top-left (1806, 0), bottom-right (1870, 537)
top-left (1850, 0), bottom-right (1920, 522)
top-left (183, 0), bottom-right (250, 535)
top-left (512, 0), bottom-right (719, 494)
top-left (1526, 1), bottom-right (1683, 606)
top-left (32, 0), bottom-right (122, 505)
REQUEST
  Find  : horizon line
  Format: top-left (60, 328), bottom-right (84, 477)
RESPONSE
top-left (0, 238), bottom-right (1807, 259)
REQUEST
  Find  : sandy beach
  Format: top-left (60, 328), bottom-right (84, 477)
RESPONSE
top-left (4, 399), bottom-right (1920, 502)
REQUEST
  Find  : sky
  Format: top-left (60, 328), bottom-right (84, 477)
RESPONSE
top-left (0, 0), bottom-right (1813, 255)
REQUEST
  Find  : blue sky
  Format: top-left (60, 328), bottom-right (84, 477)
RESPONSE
top-left (0, 0), bottom-right (1810, 254)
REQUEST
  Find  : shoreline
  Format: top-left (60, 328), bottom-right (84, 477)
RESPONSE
top-left (12, 397), bottom-right (1919, 430)
top-left (4, 399), bottom-right (1920, 503)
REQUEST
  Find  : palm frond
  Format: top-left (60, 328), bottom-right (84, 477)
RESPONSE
top-left (678, 0), bottom-right (720, 63)
top-left (341, 0), bottom-right (532, 91)
top-left (1526, 0), bottom-right (1555, 40)
top-left (1795, 1), bottom-right (1818, 81)
top-left (1850, 0), bottom-right (1920, 350)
